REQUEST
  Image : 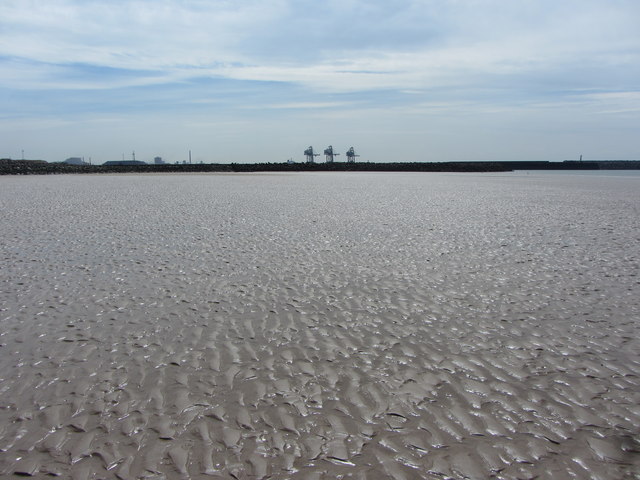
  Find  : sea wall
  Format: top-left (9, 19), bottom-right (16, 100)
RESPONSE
top-left (1, 158), bottom-right (639, 175)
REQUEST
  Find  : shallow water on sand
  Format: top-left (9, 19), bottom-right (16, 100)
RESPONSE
top-left (1, 171), bottom-right (639, 479)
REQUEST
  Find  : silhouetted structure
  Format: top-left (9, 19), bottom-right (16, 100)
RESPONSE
top-left (324, 145), bottom-right (340, 163)
top-left (103, 160), bottom-right (147, 166)
top-left (304, 146), bottom-right (320, 163)
top-left (64, 157), bottom-right (88, 165)
top-left (346, 147), bottom-right (360, 163)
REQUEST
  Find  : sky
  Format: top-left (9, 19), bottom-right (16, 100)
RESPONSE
top-left (1, 0), bottom-right (639, 164)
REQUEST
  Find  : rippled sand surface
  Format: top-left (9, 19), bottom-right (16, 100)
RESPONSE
top-left (1, 172), bottom-right (639, 479)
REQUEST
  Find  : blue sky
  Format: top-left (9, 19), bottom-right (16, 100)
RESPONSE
top-left (1, 0), bottom-right (639, 164)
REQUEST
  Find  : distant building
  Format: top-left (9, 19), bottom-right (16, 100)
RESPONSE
top-left (154, 156), bottom-right (165, 165)
top-left (64, 157), bottom-right (88, 165)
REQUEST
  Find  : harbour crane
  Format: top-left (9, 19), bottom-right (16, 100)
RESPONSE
top-left (346, 147), bottom-right (360, 163)
top-left (323, 145), bottom-right (340, 163)
top-left (304, 146), bottom-right (320, 163)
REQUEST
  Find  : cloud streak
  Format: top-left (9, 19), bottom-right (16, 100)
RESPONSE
top-left (3, 0), bottom-right (638, 92)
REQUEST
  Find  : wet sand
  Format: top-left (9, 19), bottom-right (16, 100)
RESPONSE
top-left (1, 172), bottom-right (639, 479)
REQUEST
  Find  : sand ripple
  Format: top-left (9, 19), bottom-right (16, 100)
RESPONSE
top-left (1, 172), bottom-right (639, 478)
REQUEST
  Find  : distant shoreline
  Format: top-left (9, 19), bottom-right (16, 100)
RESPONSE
top-left (1, 159), bottom-right (640, 175)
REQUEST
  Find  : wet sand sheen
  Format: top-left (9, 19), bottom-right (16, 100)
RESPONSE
top-left (0, 172), bottom-right (639, 478)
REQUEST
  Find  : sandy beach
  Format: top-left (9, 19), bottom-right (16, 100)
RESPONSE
top-left (1, 171), bottom-right (639, 479)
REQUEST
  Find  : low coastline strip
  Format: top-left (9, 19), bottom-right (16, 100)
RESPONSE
top-left (1, 159), bottom-right (639, 175)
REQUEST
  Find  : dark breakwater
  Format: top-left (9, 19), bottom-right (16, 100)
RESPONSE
top-left (1, 158), bottom-right (639, 175)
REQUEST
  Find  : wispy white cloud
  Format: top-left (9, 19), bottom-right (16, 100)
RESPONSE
top-left (260, 101), bottom-right (351, 110)
top-left (2, 0), bottom-right (638, 93)
top-left (0, 0), bottom-right (284, 68)
top-left (581, 91), bottom-right (640, 115)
